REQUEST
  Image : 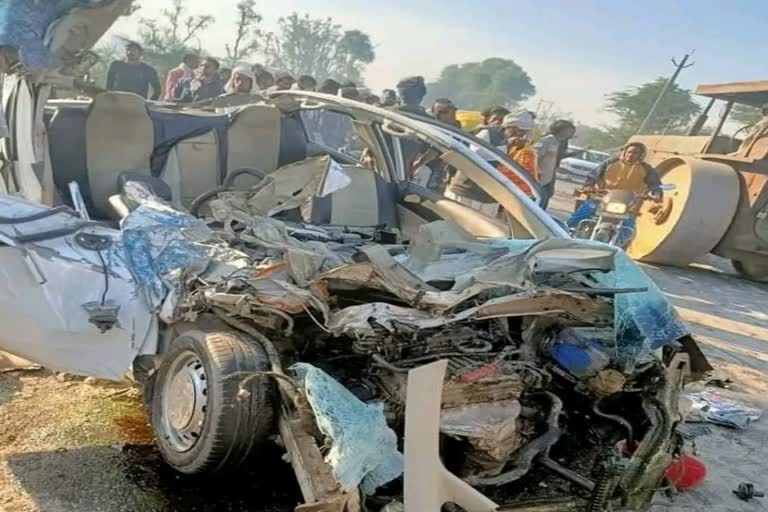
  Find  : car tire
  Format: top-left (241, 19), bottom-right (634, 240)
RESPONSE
top-left (149, 328), bottom-right (275, 474)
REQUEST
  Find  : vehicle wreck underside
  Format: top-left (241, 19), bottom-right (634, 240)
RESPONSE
top-left (104, 158), bottom-right (706, 512)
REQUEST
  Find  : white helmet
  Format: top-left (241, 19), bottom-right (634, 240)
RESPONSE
top-left (502, 110), bottom-right (535, 131)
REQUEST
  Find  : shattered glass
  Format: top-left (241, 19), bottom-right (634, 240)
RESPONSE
top-left (291, 363), bottom-right (404, 495)
top-left (119, 200), bottom-right (216, 314)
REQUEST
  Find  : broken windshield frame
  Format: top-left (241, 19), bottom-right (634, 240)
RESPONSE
top-left (397, 110), bottom-right (544, 205)
top-left (274, 91), bottom-right (567, 240)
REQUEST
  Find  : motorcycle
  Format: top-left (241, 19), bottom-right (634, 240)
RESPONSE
top-left (569, 185), bottom-right (675, 248)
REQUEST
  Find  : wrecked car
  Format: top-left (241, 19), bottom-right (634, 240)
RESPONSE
top-left (0, 2), bottom-right (712, 511)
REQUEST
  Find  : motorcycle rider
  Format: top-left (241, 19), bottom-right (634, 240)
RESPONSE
top-left (568, 142), bottom-right (663, 243)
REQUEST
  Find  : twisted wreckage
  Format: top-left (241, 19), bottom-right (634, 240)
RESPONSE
top-left (0, 157), bottom-right (709, 512)
top-left (0, 1), bottom-right (711, 511)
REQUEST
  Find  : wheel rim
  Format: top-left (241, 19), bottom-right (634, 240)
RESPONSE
top-left (161, 350), bottom-right (208, 452)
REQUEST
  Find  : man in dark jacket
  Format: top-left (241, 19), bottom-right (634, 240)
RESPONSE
top-left (174, 57), bottom-right (225, 103)
top-left (106, 42), bottom-right (161, 100)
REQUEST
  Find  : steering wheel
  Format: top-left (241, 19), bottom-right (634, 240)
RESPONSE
top-left (190, 167), bottom-right (269, 218)
top-left (731, 124), bottom-right (752, 151)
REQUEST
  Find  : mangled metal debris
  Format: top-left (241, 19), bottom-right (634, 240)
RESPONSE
top-left (102, 165), bottom-right (701, 512)
top-left (0, 17), bottom-right (708, 504)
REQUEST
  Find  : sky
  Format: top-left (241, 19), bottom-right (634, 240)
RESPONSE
top-left (107, 0), bottom-right (768, 126)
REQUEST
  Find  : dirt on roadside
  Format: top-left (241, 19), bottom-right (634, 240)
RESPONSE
top-left (0, 371), bottom-right (300, 512)
top-left (2, 186), bottom-right (768, 512)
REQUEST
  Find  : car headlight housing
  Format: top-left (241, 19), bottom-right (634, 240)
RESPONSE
top-left (604, 202), bottom-right (629, 214)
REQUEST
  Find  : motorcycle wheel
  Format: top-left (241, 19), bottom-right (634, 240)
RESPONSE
top-left (594, 227), bottom-right (615, 244)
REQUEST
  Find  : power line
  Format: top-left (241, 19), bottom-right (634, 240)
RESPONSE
top-left (635, 50), bottom-right (695, 135)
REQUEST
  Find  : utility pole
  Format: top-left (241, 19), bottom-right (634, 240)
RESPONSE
top-left (635, 51), bottom-right (695, 135)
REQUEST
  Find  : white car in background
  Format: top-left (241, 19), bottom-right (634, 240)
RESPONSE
top-left (558, 147), bottom-right (611, 183)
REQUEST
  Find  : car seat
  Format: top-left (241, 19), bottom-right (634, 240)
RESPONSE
top-left (308, 165), bottom-right (399, 229)
top-left (85, 92), bottom-right (153, 216)
top-left (226, 104), bottom-right (281, 188)
top-left (165, 130), bottom-right (220, 207)
top-left (278, 113), bottom-right (308, 168)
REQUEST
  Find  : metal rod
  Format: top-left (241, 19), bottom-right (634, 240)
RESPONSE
top-left (538, 456), bottom-right (596, 492)
top-left (705, 101), bottom-right (734, 153)
top-left (687, 97), bottom-right (716, 136)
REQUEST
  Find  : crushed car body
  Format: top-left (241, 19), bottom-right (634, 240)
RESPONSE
top-left (0, 166), bottom-right (709, 511)
top-left (0, 4), bottom-right (712, 511)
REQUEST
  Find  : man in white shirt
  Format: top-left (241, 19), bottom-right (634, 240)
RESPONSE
top-left (536, 120), bottom-right (576, 210)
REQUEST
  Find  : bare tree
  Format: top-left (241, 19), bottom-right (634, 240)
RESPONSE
top-left (260, 13), bottom-right (375, 83)
top-left (225, 0), bottom-right (262, 67)
top-left (136, 0), bottom-right (215, 73)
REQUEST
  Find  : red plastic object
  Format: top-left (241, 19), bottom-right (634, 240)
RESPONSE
top-left (458, 364), bottom-right (497, 383)
top-left (666, 454), bottom-right (707, 490)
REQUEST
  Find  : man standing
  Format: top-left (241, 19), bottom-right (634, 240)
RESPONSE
top-left (431, 98), bottom-right (460, 127)
top-left (474, 106), bottom-right (510, 148)
top-left (163, 53), bottom-right (200, 101)
top-left (106, 42), bottom-right (161, 100)
top-left (738, 103), bottom-right (768, 154)
top-left (499, 111), bottom-right (538, 199)
top-left (503, 112), bottom-right (537, 180)
top-left (225, 66), bottom-right (255, 94)
top-left (273, 72), bottom-right (296, 91)
top-left (254, 69), bottom-right (275, 92)
top-left (536, 120), bottom-right (576, 210)
top-left (297, 75), bottom-right (317, 91)
top-left (396, 76), bottom-right (428, 116)
top-left (219, 67), bottom-right (233, 84)
top-left (174, 58), bottom-right (225, 103)
top-left (319, 79), bottom-right (341, 96)
top-left (380, 89), bottom-right (398, 107)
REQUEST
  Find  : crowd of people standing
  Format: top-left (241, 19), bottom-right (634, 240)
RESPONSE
top-left (389, 75), bottom-right (577, 210)
top-left (105, 41), bottom-right (576, 210)
top-left (105, 42), bottom-right (325, 104)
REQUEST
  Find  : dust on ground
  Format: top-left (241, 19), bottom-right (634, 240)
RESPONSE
top-left (1, 182), bottom-right (767, 511)
top-left (0, 372), bottom-right (300, 512)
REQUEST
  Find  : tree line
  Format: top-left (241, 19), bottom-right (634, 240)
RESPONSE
top-left (92, 0), bottom-right (376, 86)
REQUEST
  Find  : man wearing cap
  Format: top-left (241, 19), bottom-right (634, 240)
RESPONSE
top-left (503, 111), bottom-right (538, 179)
top-left (106, 42), bottom-right (161, 100)
top-left (396, 76), bottom-right (428, 116)
top-left (225, 66), bottom-right (255, 94)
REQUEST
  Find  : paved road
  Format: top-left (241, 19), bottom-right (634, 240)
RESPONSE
top-left (552, 177), bottom-right (768, 512)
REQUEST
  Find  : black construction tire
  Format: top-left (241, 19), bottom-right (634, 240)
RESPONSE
top-left (149, 329), bottom-right (275, 474)
top-left (732, 258), bottom-right (768, 283)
